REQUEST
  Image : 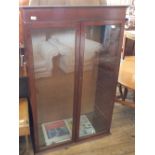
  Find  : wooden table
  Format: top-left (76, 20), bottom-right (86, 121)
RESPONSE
top-left (19, 98), bottom-right (30, 150)
top-left (116, 56), bottom-right (135, 108)
top-left (118, 56), bottom-right (135, 90)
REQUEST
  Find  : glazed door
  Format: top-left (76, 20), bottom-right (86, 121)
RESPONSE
top-left (77, 22), bottom-right (123, 139)
top-left (26, 23), bottom-right (80, 150)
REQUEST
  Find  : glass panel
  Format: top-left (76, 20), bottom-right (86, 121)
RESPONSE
top-left (31, 28), bottom-right (76, 148)
top-left (79, 25), bottom-right (121, 138)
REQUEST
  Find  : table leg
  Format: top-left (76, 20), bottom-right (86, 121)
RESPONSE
top-left (122, 87), bottom-right (128, 101)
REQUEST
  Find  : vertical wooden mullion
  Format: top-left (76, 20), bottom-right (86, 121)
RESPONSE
top-left (73, 22), bottom-right (85, 141)
top-left (72, 23), bottom-right (81, 142)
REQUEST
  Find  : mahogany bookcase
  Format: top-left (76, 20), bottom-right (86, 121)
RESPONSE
top-left (20, 6), bottom-right (127, 153)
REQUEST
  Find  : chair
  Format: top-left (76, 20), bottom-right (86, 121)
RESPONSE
top-left (116, 56), bottom-right (135, 108)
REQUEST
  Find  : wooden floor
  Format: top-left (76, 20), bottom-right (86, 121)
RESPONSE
top-left (36, 103), bottom-right (135, 155)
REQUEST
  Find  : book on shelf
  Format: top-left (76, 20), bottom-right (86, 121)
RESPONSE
top-left (42, 115), bottom-right (96, 146)
top-left (65, 115), bottom-right (96, 137)
top-left (42, 119), bottom-right (71, 146)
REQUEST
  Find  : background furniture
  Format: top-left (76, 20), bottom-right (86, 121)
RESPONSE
top-left (20, 6), bottom-right (127, 153)
top-left (116, 56), bottom-right (135, 108)
top-left (122, 30), bottom-right (135, 59)
top-left (19, 98), bottom-right (30, 152)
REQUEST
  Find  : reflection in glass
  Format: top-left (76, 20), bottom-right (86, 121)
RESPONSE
top-left (79, 25), bottom-right (121, 138)
top-left (31, 28), bottom-right (76, 148)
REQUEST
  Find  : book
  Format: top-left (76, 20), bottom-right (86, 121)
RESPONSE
top-left (65, 115), bottom-right (96, 137)
top-left (42, 119), bottom-right (71, 146)
top-left (42, 115), bottom-right (96, 146)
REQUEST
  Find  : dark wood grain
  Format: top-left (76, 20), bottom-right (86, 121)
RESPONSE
top-left (20, 6), bottom-right (126, 23)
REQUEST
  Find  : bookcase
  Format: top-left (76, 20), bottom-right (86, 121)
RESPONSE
top-left (20, 6), bottom-right (127, 153)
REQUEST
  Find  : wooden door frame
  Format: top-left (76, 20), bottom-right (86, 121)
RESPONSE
top-left (75, 20), bottom-right (125, 141)
top-left (23, 20), bottom-right (81, 152)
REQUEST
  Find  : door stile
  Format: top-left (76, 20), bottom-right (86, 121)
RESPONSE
top-left (74, 22), bottom-right (86, 141)
top-left (23, 22), bottom-right (40, 151)
top-left (72, 23), bottom-right (81, 142)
